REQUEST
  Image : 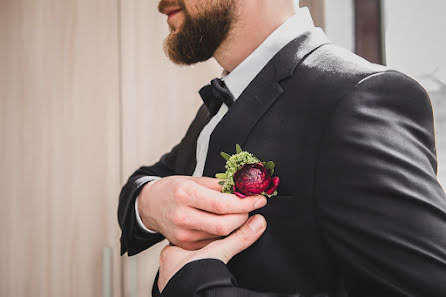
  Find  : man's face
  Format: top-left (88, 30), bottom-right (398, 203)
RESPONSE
top-left (158, 0), bottom-right (236, 65)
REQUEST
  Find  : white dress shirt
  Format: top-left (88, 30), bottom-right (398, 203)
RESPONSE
top-left (135, 8), bottom-right (315, 233)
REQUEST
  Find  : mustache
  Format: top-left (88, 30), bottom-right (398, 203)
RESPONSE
top-left (158, 0), bottom-right (185, 14)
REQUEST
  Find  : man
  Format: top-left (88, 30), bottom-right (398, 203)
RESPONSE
top-left (118, 0), bottom-right (446, 296)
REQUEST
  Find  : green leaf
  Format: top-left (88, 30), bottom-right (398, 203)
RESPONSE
top-left (218, 181), bottom-right (225, 185)
top-left (265, 161), bottom-right (275, 175)
top-left (220, 152), bottom-right (231, 161)
top-left (236, 144), bottom-right (242, 154)
top-left (215, 173), bottom-right (227, 179)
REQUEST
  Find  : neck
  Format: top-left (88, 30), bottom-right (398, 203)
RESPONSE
top-left (213, 3), bottom-right (296, 73)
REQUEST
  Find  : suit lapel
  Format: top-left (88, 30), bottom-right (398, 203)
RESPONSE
top-left (202, 28), bottom-right (330, 177)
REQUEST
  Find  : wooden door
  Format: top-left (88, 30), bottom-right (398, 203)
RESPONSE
top-left (0, 0), bottom-right (122, 296)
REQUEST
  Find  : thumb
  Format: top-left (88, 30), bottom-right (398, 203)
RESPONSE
top-left (211, 215), bottom-right (267, 263)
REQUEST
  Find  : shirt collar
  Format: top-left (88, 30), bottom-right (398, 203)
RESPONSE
top-left (221, 7), bottom-right (314, 100)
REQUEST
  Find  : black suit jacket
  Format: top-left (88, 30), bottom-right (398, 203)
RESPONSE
top-left (118, 28), bottom-right (446, 297)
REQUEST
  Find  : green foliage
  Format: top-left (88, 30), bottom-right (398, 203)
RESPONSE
top-left (215, 173), bottom-right (227, 179)
top-left (236, 144), bottom-right (242, 154)
top-left (265, 161), bottom-right (275, 175)
top-left (220, 152), bottom-right (231, 161)
top-left (261, 190), bottom-right (278, 198)
top-left (216, 143), bottom-right (278, 197)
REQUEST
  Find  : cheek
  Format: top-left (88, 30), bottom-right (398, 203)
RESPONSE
top-left (183, 0), bottom-right (212, 16)
top-left (182, 0), bottom-right (195, 13)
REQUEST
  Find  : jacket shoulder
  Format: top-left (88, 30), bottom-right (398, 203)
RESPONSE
top-left (288, 43), bottom-right (430, 115)
top-left (292, 43), bottom-right (388, 93)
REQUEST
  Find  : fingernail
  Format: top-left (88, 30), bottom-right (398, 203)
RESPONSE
top-left (254, 197), bottom-right (267, 209)
top-left (248, 215), bottom-right (265, 232)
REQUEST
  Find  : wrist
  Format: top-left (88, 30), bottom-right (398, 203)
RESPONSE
top-left (138, 179), bottom-right (161, 233)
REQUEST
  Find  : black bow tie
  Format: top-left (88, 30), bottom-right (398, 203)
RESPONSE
top-left (199, 78), bottom-right (234, 117)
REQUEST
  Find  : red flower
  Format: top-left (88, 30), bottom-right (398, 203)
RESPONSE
top-left (232, 162), bottom-right (280, 198)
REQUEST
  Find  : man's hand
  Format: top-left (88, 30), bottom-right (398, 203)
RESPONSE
top-left (137, 175), bottom-right (268, 250)
top-left (157, 214), bottom-right (267, 293)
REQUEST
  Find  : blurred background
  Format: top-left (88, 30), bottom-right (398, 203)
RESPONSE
top-left (1, 0), bottom-right (445, 296)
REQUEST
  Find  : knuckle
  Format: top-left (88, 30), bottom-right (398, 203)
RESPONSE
top-left (230, 214), bottom-right (248, 229)
top-left (174, 186), bottom-right (188, 203)
top-left (178, 180), bottom-right (197, 201)
top-left (215, 223), bottom-right (231, 236)
top-left (170, 209), bottom-right (180, 225)
top-left (203, 241), bottom-right (231, 263)
top-left (211, 199), bottom-right (225, 214)
top-left (182, 179), bottom-right (196, 190)
top-left (171, 209), bottom-right (188, 227)
top-left (187, 181), bottom-right (199, 197)
top-left (237, 213), bottom-right (249, 222)
top-left (171, 229), bottom-right (182, 241)
top-left (235, 228), bottom-right (251, 243)
top-left (173, 229), bottom-right (191, 242)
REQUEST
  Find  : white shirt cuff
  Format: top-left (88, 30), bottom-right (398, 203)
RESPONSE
top-left (134, 176), bottom-right (162, 233)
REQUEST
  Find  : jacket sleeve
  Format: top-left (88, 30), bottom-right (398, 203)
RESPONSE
top-left (118, 104), bottom-right (210, 256)
top-left (152, 259), bottom-right (306, 297)
top-left (152, 71), bottom-right (446, 297)
top-left (314, 70), bottom-right (446, 296)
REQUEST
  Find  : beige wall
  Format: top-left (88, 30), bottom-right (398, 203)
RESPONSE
top-left (0, 1), bottom-right (324, 296)
top-left (0, 0), bottom-right (122, 296)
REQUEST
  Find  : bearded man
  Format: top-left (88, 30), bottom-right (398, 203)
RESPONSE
top-left (118, 0), bottom-right (446, 296)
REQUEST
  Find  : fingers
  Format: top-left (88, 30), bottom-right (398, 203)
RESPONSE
top-left (184, 237), bottom-right (223, 250)
top-left (190, 176), bottom-right (223, 192)
top-left (160, 244), bottom-right (181, 260)
top-left (208, 214), bottom-right (267, 263)
top-left (159, 244), bottom-right (186, 265)
top-left (188, 229), bottom-right (223, 240)
top-left (180, 206), bottom-right (249, 236)
top-left (169, 227), bottom-right (223, 250)
top-left (183, 181), bottom-right (267, 214)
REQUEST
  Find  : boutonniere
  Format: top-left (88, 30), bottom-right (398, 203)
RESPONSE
top-left (215, 144), bottom-right (280, 198)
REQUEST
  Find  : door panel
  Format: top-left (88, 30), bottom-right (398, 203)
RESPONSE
top-left (0, 1), bottom-right (122, 296)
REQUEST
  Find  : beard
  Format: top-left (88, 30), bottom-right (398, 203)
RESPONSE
top-left (158, 0), bottom-right (236, 65)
